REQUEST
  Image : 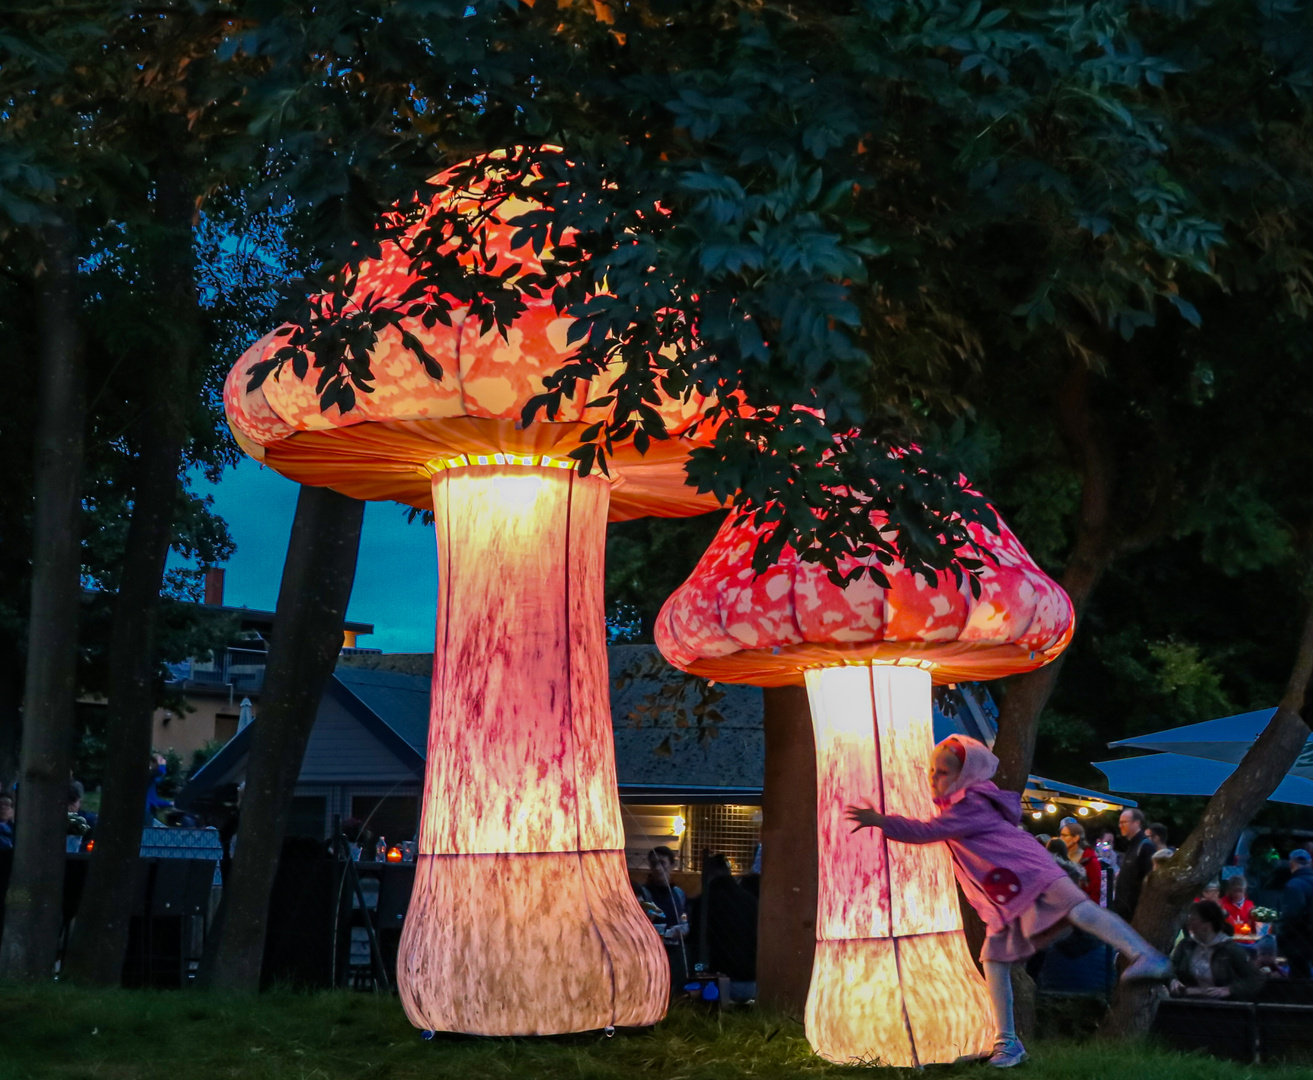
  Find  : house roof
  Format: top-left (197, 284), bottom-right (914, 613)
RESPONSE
top-left (199, 601), bottom-right (374, 637)
top-left (182, 646), bottom-right (1122, 813)
top-left (332, 666), bottom-right (429, 757)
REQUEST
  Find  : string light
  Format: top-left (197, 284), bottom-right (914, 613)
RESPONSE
top-left (426, 452), bottom-right (580, 474)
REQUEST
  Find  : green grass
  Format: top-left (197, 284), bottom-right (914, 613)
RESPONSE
top-left (0, 986), bottom-right (1300, 1080)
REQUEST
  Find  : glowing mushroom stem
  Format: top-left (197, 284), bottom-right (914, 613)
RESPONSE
top-left (397, 463), bottom-right (668, 1035)
top-left (802, 664), bottom-right (992, 1066)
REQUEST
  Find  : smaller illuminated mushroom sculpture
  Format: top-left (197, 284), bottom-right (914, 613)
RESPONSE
top-left (224, 153), bottom-right (723, 1036)
top-left (655, 490), bottom-right (1074, 1066)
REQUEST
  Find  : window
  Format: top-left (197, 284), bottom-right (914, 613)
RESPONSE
top-left (685, 805), bottom-right (761, 873)
top-left (350, 795), bottom-right (420, 847)
top-left (214, 714), bottom-right (238, 744)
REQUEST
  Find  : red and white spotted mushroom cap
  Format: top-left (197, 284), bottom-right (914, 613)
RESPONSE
top-left (223, 151), bottom-right (719, 523)
top-left (654, 493), bottom-right (1074, 687)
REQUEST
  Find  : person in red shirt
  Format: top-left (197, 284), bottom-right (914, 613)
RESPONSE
top-left (1060, 820), bottom-right (1104, 904)
top-left (1220, 875), bottom-right (1256, 936)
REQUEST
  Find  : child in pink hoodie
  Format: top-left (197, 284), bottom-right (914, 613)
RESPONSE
top-left (847, 735), bottom-right (1171, 1068)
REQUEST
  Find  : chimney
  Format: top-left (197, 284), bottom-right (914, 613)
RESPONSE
top-left (204, 567), bottom-right (226, 607)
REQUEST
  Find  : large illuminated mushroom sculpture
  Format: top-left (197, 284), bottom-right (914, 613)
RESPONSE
top-left (655, 494), bottom-right (1074, 1066)
top-left (223, 156), bottom-right (721, 1035)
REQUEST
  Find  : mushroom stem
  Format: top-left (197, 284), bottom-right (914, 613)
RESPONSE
top-left (802, 665), bottom-right (992, 1065)
top-left (397, 464), bottom-right (668, 1034)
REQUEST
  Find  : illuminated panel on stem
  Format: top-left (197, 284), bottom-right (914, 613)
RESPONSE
top-left (398, 465), bottom-right (667, 1035)
top-left (875, 668), bottom-right (961, 938)
top-left (800, 664), bottom-right (991, 1067)
top-left (805, 666), bottom-right (889, 942)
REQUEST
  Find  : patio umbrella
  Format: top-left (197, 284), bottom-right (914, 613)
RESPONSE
top-left (1108, 709), bottom-right (1313, 779)
top-left (1093, 752), bottom-right (1313, 808)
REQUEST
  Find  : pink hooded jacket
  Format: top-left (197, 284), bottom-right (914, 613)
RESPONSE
top-left (877, 736), bottom-right (1066, 934)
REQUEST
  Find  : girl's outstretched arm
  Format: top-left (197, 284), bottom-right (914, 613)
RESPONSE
top-left (846, 801), bottom-right (980, 844)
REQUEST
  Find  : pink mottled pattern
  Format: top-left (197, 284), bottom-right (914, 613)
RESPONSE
top-left (804, 667), bottom-right (891, 943)
top-left (874, 669), bottom-right (961, 937)
top-left (224, 158), bottom-right (710, 451)
top-left (655, 497), bottom-right (1073, 671)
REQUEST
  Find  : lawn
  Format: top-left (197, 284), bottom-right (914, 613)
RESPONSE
top-left (0, 986), bottom-right (1300, 1080)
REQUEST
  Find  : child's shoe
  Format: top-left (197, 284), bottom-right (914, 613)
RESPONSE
top-left (1121, 949), bottom-right (1173, 982)
top-left (987, 1037), bottom-right (1028, 1068)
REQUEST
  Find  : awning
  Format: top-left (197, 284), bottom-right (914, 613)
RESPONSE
top-left (1109, 708), bottom-right (1313, 780)
top-left (1093, 752), bottom-right (1313, 808)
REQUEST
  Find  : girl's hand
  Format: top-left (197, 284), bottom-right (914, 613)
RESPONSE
top-left (845, 804), bottom-right (885, 832)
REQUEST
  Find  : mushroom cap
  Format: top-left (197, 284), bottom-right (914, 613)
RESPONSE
top-left (654, 496), bottom-right (1074, 687)
top-left (224, 153), bottom-right (719, 522)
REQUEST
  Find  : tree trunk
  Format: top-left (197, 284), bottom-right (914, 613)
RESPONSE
top-left (62, 172), bottom-right (195, 985)
top-left (199, 484), bottom-right (365, 991)
top-left (755, 684), bottom-right (818, 1016)
top-left (1100, 601), bottom-right (1313, 1036)
top-left (0, 223), bottom-right (85, 981)
top-left (993, 361), bottom-right (1117, 793)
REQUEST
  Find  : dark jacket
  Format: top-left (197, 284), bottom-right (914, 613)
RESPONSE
top-left (1169, 937), bottom-right (1267, 1002)
top-left (1112, 832), bottom-right (1155, 919)
top-left (1280, 867), bottom-right (1313, 955)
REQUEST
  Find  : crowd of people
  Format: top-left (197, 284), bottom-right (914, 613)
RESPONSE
top-left (0, 752), bottom-right (181, 853)
top-left (635, 845), bottom-right (760, 1001)
top-left (1033, 805), bottom-right (1313, 999)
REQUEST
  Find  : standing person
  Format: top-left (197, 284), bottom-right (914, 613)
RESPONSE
top-left (846, 736), bottom-right (1171, 1069)
top-left (0, 792), bottom-right (14, 850)
top-left (1279, 849), bottom-right (1313, 979)
top-left (1059, 821), bottom-right (1103, 904)
top-left (1112, 808), bottom-right (1155, 920)
top-left (1146, 822), bottom-right (1170, 852)
top-left (1219, 876), bottom-right (1256, 936)
top-left (144, 752), bottom-right (173, 825)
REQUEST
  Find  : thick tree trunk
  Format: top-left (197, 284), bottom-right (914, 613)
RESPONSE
top-left (199, 484), bottom-right (365, 991)
top-left (755, 684), bottom-right (818, 1016)
top-left (1100, 602), bottom-right (1313, 1036)
top-left (0, 223), bottom-right (85, 980)
top-left (62, 173), bottom-right (195, 985)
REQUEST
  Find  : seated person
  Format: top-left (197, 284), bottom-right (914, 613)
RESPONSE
top-left (1199, 881), bottom-right (1221, 904)
top-left (1219, 875), bottom-right (1256, 936)
top-left (1168, 900), bottom-right (1267, 1001)
top-left (68, 782), bottom-right (96, 834)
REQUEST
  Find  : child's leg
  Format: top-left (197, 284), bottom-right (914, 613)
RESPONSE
top-left (983, 960), bottom-right (1016, 1044)
top-left (1065, 900), bottom-right (1173, 980)
top-left (1065, 900), bottom-right (1153, 957)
